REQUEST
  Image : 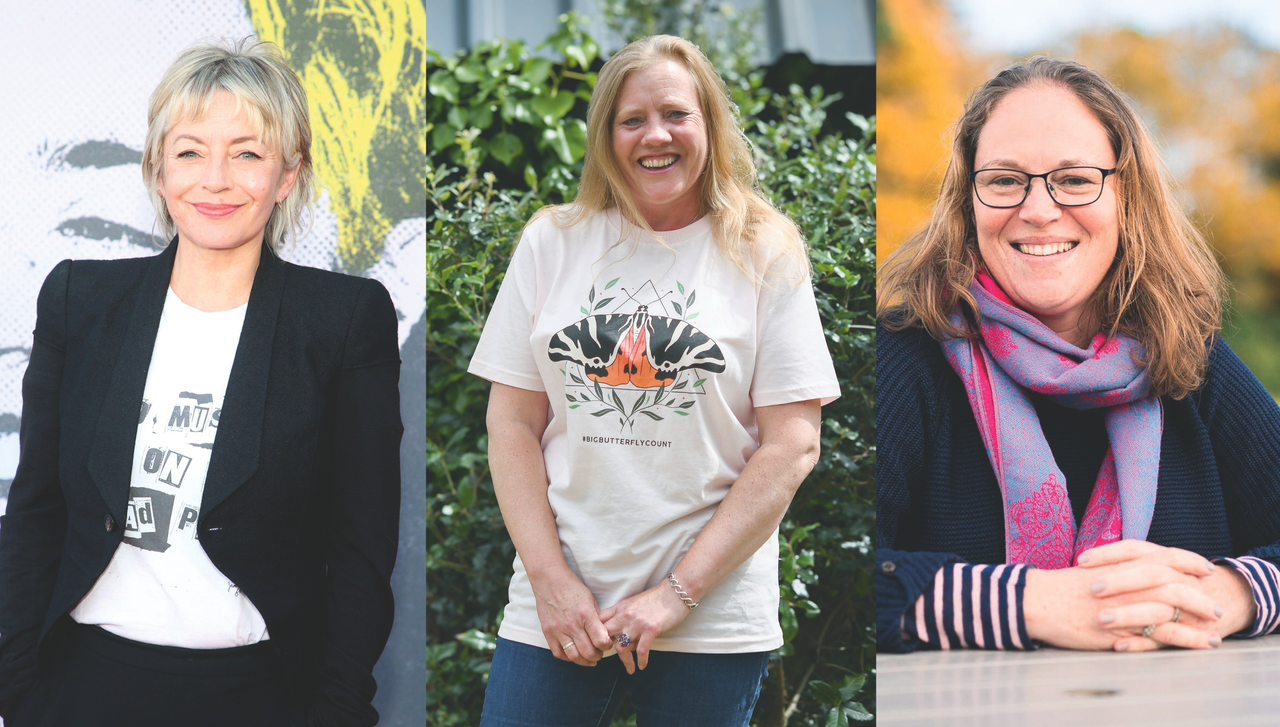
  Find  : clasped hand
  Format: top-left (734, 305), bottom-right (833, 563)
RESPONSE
top-left (1024, 540), bottom-right (1256, 652)
top-left (533, 571), bottom-right (692, 674)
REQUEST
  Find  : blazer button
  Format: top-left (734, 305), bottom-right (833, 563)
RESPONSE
top-left (881, 561), bottom-right (896, 574)
top-left (104, 515), bottom-right (115, 533)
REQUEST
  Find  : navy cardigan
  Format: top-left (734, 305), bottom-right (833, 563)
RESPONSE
top-left (876, 321), bottom-right (1280, 653)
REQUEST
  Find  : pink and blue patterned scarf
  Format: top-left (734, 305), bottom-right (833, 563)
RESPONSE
top-left (941, 273), bottom-right (1163, 569)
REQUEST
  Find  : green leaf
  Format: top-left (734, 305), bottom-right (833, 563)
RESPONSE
top-left (532, 92), bottom-right (576, 124)
top-left (605, 277), bottom-right (620, 289)
top-left (838, 674), bottom-right (866, 701)
top-left (569, 372), bottom-right (584, 384)
top-left (470, 104), bottom-right (494, 130)
top-left (428, 69), bottom-right (459, 104)
top-left (593, 297), bottom-right (615, 311)
top-left (639, 410), bottom-right (664, 420)
top-left (544, 126), bottom-right (573, 164)
top-left (564, 118), bottom-right (587, 162)
top-left (678, 401), bottom-right (695, 409)
top-left (677, 281), bottom-right (685, 294)
top-left (673, 381), bottom-right (688, 390)
top-left (431, 122), bottom-right (458, 152)
top-left (447, 106), bottom-right (469, 129)
top-left (458, 480), bottom-right (475, 509)
top-left (611, 390), bottom-right (625, 411)
top-left (675, 410), bottom-right (689, 416)
top-left (591, 408), bottom-right (615, 417)
top-left (488, 132), bottom-right (524, 166)
top-left (569, 404), bottom-right (580, 409)
top-left (673, 301), bottom-right (683, 315)
top-left (845, 703), bottom-right (874, 722)
top-left (521, 57), bottom-right (553, 86)
top-left (454, 62), bottom-right (483, 84)
top-left (686, 291), bottom-right (696, 307)
top-left (594, 380), bottom-right (604, 400)
top-left (523, 164), bottom-right (538, 191)
top-left (780, 602), bottom-right (799, 642)
top-left (810, 680), bottom-right (842, 706)
top-left (693, 378), bottom-right (707, 388)
top-left (580, 306), bottom-right (589, 315)
top-left (455, 628), bottom-right (497, 652)
top-left (686, 312), bottom-right (699, 320)
top-left (589, 287), bottom-right (595, 303)
top-left (630, 394), bottom-right (646, 414)
top-left (825, 706), bottom-right (849, 727)
top-left (564, 44), bottom-right (588, 69)
top-left (566, 394), bottom-right (577, 402)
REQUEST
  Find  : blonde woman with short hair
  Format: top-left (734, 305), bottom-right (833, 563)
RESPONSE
top-left (0, 38), bottom-right (402, 725)
top-left (469, 35), bottom-right (839, 726)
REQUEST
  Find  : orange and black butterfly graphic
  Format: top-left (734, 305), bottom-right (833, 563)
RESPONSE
top-left (549, 279), bottom-right (723, 431)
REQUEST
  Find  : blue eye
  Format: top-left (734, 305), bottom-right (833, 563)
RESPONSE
top-left (176, 150), bottom-right (198, 159)
top-left (237, 151), bottom-right (262, 160)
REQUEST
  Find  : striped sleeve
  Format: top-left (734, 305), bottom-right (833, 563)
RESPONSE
top-left (900, 563), bottom-right (1034, 650)
top-left (1214, 556), bottom-right (1280, 638)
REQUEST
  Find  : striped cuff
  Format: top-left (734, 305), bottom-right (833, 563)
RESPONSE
top-left (901, 563), bottom-right (1033, 650)
top-left (1215, 556), bottom-right (1280, 638)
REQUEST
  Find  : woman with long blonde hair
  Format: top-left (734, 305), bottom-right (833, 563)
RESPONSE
top-left (469, 34), bottom-right (839, 725)
top-left (877, 56), bottom-right (1280, 655)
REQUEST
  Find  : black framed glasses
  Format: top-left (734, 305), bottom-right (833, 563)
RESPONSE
top-left (970, 166), bottom-right (1117, 208)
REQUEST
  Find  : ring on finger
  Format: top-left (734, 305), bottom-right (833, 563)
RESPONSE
top-left (1171, 606), bottom-right (1181, 623)
top-left (1141, 624), bottom-right (1156, 638)
top-left (562, 641), bottom-right (575, 650)
top-left (614, 633), bottom-right (631, 648)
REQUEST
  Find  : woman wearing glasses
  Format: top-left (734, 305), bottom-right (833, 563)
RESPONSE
top-left (876, 57), bottom-right (1280, 653)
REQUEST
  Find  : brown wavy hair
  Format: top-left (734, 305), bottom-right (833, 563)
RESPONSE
top-left (531, 35), bottom-right (805, 281)
top-left (877, 57), bottom-right (1226, 399)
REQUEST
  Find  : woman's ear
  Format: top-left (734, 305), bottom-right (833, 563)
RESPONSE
top-left (276, 159), bottom-right (301, 204)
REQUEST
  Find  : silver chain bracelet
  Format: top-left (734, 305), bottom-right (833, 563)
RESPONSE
top-left (667, 573), bottom-right (699, 609)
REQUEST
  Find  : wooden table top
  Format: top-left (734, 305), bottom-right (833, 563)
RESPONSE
top-left (876, 636), bottom-right (1280, 726)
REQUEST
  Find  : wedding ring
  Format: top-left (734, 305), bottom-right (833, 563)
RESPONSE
top-left (1141, 624), bottom-right (1156, 638)
top-left (614, 633), bottom-right (631, 648)
top-left (561, 641), bottom-right (575, 650)
top-left (1171, 606), bottom-right (1181, 623)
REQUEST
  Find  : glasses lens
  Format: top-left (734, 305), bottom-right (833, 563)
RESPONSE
top-left (1047, 167), bottom-right (1105, 205)
top-left (973, 170), bottom-right (1030, 206)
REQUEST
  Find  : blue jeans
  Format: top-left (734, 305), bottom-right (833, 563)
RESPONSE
top-left (479, 637), bottom-right (771, 727)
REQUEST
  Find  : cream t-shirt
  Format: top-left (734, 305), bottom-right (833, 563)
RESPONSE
top-left (71, 287), bottom-right (269, 648)
top-left (468, 209), bottom-right (840, 653)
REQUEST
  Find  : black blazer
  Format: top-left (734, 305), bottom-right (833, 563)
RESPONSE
top-left (0, 242), bottom-right (402, 725)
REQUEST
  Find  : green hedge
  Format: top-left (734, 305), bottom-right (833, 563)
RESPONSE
top-left (427, 16), bottom-right (875, 726)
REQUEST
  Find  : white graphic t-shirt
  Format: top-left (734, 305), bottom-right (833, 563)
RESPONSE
top-left (71, 287), bottom-right (268, 648)
top-left (469, 209), bottom-right (841, 653)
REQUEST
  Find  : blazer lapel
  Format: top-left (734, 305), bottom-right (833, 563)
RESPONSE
top-left (201, 246), bottom-right (286, 515)
top-left (86, 243), bottom-right (177, 520)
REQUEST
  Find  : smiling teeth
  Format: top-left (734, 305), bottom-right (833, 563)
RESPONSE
top-left (1016, 242), bottom-right (1078, 256)
top-left (640, 156), bottom-right (677, 169)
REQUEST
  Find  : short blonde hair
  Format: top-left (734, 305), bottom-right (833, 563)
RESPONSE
top-left (878, 57), bottom-right (1226, 399)
top-left (537, 35), bottom-right (806, 281)
top-left (142, 37), bottom-right (314, 252)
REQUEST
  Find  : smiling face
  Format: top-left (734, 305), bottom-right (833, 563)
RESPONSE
top-left (611, 59), bottom-right (708, 231)
top-left (159, 91), bottom-right (299, 254)
top-left (973, 83), bottom-right (1120, 345)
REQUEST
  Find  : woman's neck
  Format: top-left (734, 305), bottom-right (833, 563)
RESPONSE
top-left (169, 237), bottom-right (262, 311)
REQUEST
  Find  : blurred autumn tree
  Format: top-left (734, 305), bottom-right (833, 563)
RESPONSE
top-left (877, 1), bottom-right (1280, 391)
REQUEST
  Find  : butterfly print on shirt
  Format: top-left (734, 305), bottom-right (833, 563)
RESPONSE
top-left (548, 305), bottom-right (726, 387)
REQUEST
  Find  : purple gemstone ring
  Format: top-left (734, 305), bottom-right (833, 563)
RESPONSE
top-left (615, 633), bottom-right (631, 648)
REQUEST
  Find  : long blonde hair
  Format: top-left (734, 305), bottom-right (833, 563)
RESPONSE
top-left (878, 57), bottom-right (1226, 399)
top-left (534, 35), bottom-right (805, 280)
